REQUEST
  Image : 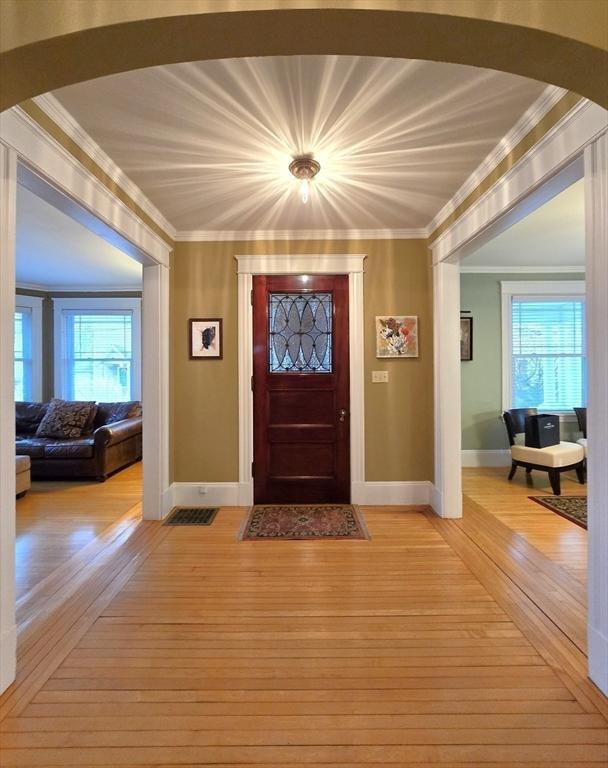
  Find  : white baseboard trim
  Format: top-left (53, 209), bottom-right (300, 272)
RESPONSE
top-left (588, 624), bottom-right (608, 696)
top-left (166, 482), bottom-right (240, 510)
top-left (461, 449), bottom-right (511, 467)
top-left (361, 481), bottom-right (432, 506)
top-left (0, 624), bottom-right (16, 694)
top-left (167, 480), bottom-right (436, 510)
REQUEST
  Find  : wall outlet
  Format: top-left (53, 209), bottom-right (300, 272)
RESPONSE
top-left (372, 370), bottom-right (389, 383)
top-left (198, 486), bottom-right (208, 495)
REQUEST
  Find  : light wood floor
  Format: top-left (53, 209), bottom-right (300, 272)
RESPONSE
top-left (1, 500), bottom-right (606, 766)
top-left (15, 462), bottom-right (143, 600)
top-left (463, 467), bottom-right (587, 585)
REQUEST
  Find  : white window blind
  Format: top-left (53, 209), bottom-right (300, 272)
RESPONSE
top-left (63, 311), bottom-right (134, 401)
top-left (511, 296), bottom-right (586, 411)
top-left (14, 309), bottom-right (32, 401)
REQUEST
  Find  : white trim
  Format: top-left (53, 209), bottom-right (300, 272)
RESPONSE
top-left (235, 253), bottom-right (366, 275)
top-left (585, 133), bottom-right (608, 696)
top-left (142, 264), bottom-right (171, 521)
top-left (432, 100), bottom-right (607, 264)
top-left (461, 450), bottom-right (511, 467)
top-left (460, 265), bottom-right (584, 274)
top-left (427, 85), bottom-right (568, 235)
top-left (433, 261), bottom-right (462, 518)
top-left (14, 294), bottom-right (43, 401)
top-left (235, 253), bottom-right (365, 506)
top-left (177, 228), bottom-right (427, 242)
top-left (0, 144), bottom-right (17, 694)
top-left (168, 480), bottom-right (433, 508)
top-left (0, 107), bottom-right (172, 268)
top-left (16, 281), bottom-right (142, 293)
top-left (361, 481), bottom-right (432, 506)
top-left (500, 280), bottom-right (585, 413)
top-left (52, 297), bottom-right (142, 401)
top-left (32, 94), bottom-right (177, 240)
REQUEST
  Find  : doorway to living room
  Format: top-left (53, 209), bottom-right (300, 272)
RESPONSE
top-left (14, 168), bottom-right (145, 610)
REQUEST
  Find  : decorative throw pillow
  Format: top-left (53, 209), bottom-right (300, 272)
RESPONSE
top-left (35, 399), bottom-right (96, 439)
top-left (94, 401), bottom-right (141, 427)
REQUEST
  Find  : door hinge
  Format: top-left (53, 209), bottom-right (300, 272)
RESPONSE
top-left (250, 289), bottom-right (254, 306)
top-left (251, 375), bottom-right (254, 392)
top-left (251, 461), bottom-right (255, 477)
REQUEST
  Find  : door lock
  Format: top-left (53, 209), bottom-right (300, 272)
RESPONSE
top-left (338, 408), bottom-right (347, 422)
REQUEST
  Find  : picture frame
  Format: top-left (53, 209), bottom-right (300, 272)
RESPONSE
top-left (375, 315), bottom-right (419, 358)
top-left (460, 316), bottom-right (473, 361)
top-left (189, 318), bottom-right (223, 359)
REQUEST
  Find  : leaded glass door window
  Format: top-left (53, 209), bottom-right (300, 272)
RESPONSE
top-left (269, 292), bottom-right (332, 373)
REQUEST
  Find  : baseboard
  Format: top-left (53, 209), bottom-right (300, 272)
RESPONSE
top-left (0, 623), bottom-right (16, 694)
top-left (461, 449), bottom-right (511, 467)
top-left (167, 482), bottom-right (240, 509)
top-left (588, 624), bottom-right (608, 696)
top-left (167, 480), bottom-right (434, 509)
top-left (361, 481), bottom-right (432, 506)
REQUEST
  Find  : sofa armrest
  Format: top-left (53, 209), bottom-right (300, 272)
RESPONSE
top-left (94, 417), bottom-right (142, 450)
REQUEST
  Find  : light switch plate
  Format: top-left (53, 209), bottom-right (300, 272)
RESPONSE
top-left (372, 370), bottom-right (389, 383)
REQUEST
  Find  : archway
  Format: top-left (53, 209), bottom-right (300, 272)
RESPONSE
top-left (1, 5), bottom-right (607, 112)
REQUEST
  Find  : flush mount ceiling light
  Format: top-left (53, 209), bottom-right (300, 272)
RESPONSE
top-left (289, 155), bottom-right (321, 204)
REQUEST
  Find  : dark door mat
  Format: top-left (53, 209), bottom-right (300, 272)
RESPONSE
top-left (164, 507), bottom-right (219, 526)
top-left (239, 504), bottom-right (370, 540)
top-left (529, 496), bottom-right (587, 529)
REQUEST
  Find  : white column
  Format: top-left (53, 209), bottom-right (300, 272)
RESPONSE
top-left (237, 272), bottom-right (253, 506)
top-left (585, 132), bottom-right (608, 696)
top-left (432, 259), bottom-right (462, 517)
top-left (0, 143), bottom-right (17, 693)
top-left (142, 262), bottom-right (170, 520)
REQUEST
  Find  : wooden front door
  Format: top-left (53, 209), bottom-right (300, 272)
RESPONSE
top-left (253, 275), bottom-right (350, 504)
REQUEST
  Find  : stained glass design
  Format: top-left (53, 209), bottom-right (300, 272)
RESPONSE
top-left (269, 292), bottom-right (332, 373)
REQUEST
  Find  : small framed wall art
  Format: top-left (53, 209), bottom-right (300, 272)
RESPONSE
top-left (460, 316), bottom-right (473, 361)
top-left (376, 316), bottom-right (419, 358)
top-left (189, 318), bottom-right (223, 359)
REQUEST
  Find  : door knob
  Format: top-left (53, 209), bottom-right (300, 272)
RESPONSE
top-left (339, 408), bottom-right (347, 422)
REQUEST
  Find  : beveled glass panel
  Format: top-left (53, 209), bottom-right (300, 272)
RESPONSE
top-left (269, 292), bottom-right (332, 373)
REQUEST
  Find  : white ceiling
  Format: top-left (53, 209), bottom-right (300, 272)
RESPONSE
top-left (53, 56), bottom-right (548, 233)
top-left (16, 184), bottom-right (143, 289)
top-left (463, 179), bottom-right (585, 269)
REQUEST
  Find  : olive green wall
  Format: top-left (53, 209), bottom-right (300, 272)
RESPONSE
top-left (460, 272), bottom-right (585, 451)
top-left (170, 239), bottom-right (433, 484)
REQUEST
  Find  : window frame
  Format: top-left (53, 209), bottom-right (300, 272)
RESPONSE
top-left (53, 297), bottom-right (142, 401)
top-left (14, 294), bottom-right (43, 402)
top-left (501, 280), bottom-right (586, 420)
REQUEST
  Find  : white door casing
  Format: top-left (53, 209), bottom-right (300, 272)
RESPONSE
top-left (235, 254), bottom-right (366, 506)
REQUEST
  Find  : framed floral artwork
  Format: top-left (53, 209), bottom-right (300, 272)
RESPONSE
top-left (460, 316), bottom-right (473, 361)
top-left (189, 318), bottom-right (223, 359)
top-left (376, 316), bottom-right (419, 358)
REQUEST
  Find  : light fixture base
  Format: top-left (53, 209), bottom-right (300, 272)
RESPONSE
top-left (289, 156), bottom-right (321, 180)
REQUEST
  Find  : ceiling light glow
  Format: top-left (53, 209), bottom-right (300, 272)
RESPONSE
top-left (289, 156), bottom-right (320, 204)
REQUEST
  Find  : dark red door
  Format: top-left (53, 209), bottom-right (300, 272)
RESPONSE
top-left (253, 275), bottom-right (350, 504)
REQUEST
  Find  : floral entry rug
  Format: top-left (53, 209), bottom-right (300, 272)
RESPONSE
top-left (529, 496), bottom-right (587, 529)
top-left (239, 504), bottom-right (370, 541)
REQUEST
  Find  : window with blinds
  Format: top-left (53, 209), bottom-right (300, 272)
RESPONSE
top-left (511, 296), bottom-right (586, 411)
top-left (63, 311), bottom-right (133, 401)
top-left (14, 309), bottom-right (32, 401)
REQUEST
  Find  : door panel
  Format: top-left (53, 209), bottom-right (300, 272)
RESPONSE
top-left (253, 275), bottom-right (350, 504)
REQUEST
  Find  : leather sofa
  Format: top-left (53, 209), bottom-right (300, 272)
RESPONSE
top-left (16, 401), bottom-right (142, 481)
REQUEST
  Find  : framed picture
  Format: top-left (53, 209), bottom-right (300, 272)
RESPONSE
top-left (376, 316), bottom-right (419, 358)
top-left (460, 316), bottom-right (473, 361)
top-left (189, 318), bottom-right (223, 359)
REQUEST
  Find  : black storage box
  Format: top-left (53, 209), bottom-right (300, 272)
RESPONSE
top-left (525, 414), bottom-right (560, 448)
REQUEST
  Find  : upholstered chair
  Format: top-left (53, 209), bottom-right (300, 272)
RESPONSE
top-left (503, 408), bottom-right (585, 496)
top-left (574, 407), bottom-right (587, 456)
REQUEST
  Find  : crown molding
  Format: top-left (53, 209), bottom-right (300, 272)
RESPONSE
top-left (427, 85), bottom-right (569, 236)
top-left (32, 93), bottom-right (177, 240)
top-left (175, 227), bottom-right (428, 242)
top-left (459, 265), bottom-right (584, 274)
top-left (16, 281), bottom-right (142, 293)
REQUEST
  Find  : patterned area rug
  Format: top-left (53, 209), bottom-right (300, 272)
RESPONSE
top-left (529, 496), bottom-right (587, 529)
top-left (239, 504), bottom-right (370, 541)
